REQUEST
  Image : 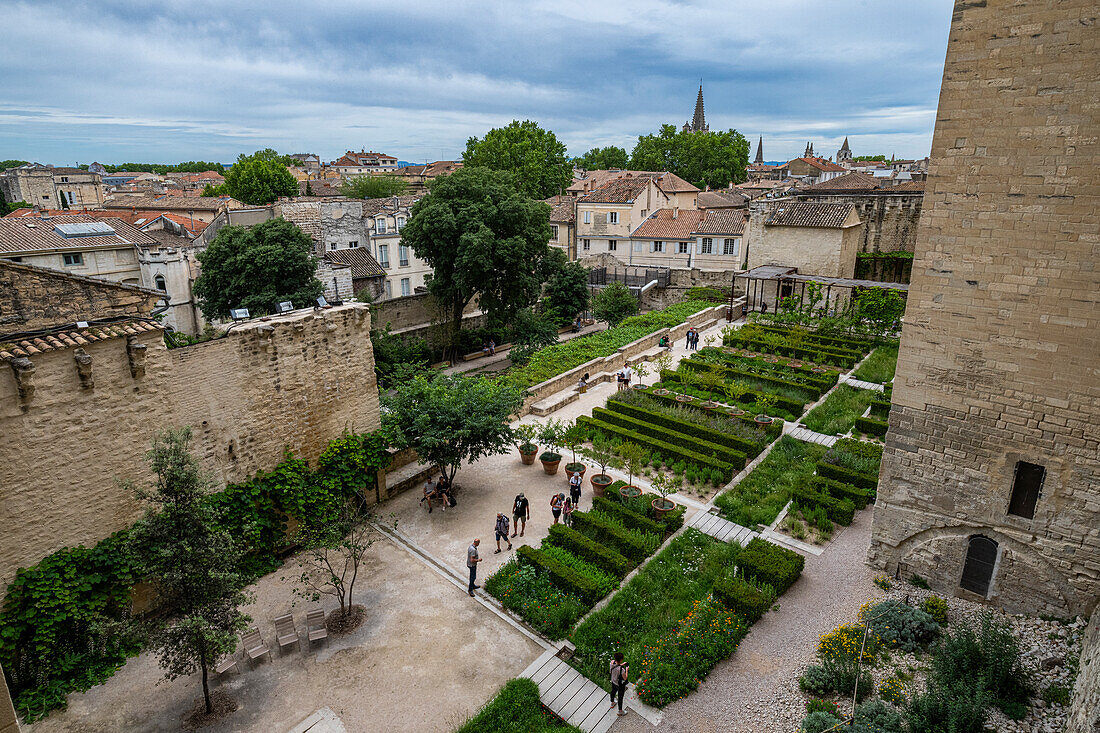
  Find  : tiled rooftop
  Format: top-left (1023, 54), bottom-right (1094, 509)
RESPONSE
top-left (765, 202), bottom-right (857, 228)
top-left (0, 319), bottom-right (162, 361)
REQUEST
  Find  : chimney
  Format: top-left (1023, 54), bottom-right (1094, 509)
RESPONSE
top-left (673, 207), bottom-right (679, 219)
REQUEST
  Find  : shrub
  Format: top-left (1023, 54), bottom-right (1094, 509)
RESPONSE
top-left (873, 574), bottom-right (893, 591)
top-left (821, 438), bottom-right (883, 476)
top-left (855, 416), bottom-right (888, 437)
top-left (605, 396), bottom-right (764, 457)
top-left (869, 399), bottom-right (892, 420)
top-left (484, 560), bottom-right (588, 639)
top-left (920, 595), bottom-right (949, 626)
top-left (538, 544), bottom-right (617, 597)
top-left (591, 406), bottom-right (747, 468)
top-left (661, 369), bottom-right (806, 415)
top-left (712, 576), bottom-right (773, 623)
top-left (577, 416), bottom-right (736, 480)
top-left (592, 496), bottom-right (665, 537)
top-left (737, 538), bottom-right (804, 595)
top-left (799, 664), bottom-right (833, 696)
top-left (862, 601), bottom-right (940, 653)
top-left (879, 674), bottom-right (907, 705)
top-left (806, 698), bottom-right (840, 716)
top-left (456, 678), bottom-right (582, 733)
top-left (906, 677), bottom-right (990, 733)
top-left (515, 545), bottom-right (603, 603)
top-left (808, 476), bottom-right (871, 510)
top-left (715, 437), bottom-right (827, 528)
top-left (801, 711), bottom-right (843, 733)
top-left (571, 510), bottom-right (657, 563)
top-left (816, 461), bottom-right (879, 491)
top-left (544, 524), bottom-right (632, 578)
top-left (855, 699), bottom-right (904, 733)
top-left (1042, 683), bottom-right (1071, 705)
top-left (817, 623), bottom-right (877, 702)
top-left (908, 573), bottom-right (930, 590)
top-left (791, 484), bottom-right (856, 525)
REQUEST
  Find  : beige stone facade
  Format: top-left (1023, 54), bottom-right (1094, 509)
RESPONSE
top-left (745, 200), bottom-right (861, 280)
top-left (868, 0), bottom-right (1099, 627)
top-left (0, 167), bottom-right (104, 210)
top-left (0, 304), bottom-right (380, 585)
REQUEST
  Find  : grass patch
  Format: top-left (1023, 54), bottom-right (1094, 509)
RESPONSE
top-left (801, 385), bottom-right (878, 436)
top-left (851, 344), bottom-right (899, 384)
top-left (714, 436), bottom-right (827, 527)
top-left (456, 678), bottom-right (582, 733)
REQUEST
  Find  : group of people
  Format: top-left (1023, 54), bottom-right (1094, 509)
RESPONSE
top-left (685, 327), bottom-right (700, 350)
top-left (481, 339), bottom-right (497, 357)
top-left (615, 364), bottom-right (634, 390)
top-left (420, 473), bottom-right (456, 513)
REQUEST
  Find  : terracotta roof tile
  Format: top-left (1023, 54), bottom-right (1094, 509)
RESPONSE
top-left (693, 209), bottom-right (747, 236)
top-left (802, 171), bottom-right (883, 192)
top-left (578, 177), bottom-right (654, 204)
top-left (765, 202), bottom-right (858, 228)
top-left (0, 215), bottom-right (158, 254)
top-left (0, 319), bottom-right (162, 361)
top-left (791, 157), bottom-right (847, 172)
top-left (631, 209), bottom-right (704, 239)
top-left (324, 248), bottom-right (385, 279)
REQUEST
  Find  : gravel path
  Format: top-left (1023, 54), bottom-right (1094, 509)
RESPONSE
top-left (613, 505), bottom-right (881, 733)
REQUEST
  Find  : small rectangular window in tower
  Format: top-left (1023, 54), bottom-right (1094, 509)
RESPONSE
top-left (609, 212), bottom-right (619, 224)
top-left (1007, 461), bottom-right (1044, 519)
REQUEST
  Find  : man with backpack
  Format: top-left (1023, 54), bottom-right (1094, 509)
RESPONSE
top-left (511, 492), bottom-right (530, 538)
top-left (494, 512), bottom-right (512, 553)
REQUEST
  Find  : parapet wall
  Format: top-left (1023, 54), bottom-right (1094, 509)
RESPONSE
top-left (0, 304), bottom-right (380, 585)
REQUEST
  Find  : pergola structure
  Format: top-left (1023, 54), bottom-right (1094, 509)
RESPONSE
top-left (734, 265), bottom-right (909, 315)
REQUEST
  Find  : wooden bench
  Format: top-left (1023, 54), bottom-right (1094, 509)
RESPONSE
top-left (460, 343), bottom-right (513, 362)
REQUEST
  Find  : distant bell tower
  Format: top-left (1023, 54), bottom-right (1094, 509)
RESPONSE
top-left (754, 136), bottom-right (764, 164)
top-left (683, 83), bottom-right (709, 133)
top-left (837, 136), bottom-right (852, 163)
top-left (804, 142), bottom-right (815, 158)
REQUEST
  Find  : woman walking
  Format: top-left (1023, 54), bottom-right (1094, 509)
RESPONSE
top-left (609, 652), bottom-right (629, 716)
top-left (550, 492), bottom-right (564, 524)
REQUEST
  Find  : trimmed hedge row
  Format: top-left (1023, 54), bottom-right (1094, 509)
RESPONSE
top-left (544, 524), bottom-right (634, 578)
top-left (738, 538), bottom-right (805, 595)
top-left (606, 398), bottom-right (764, 458)
top-left (515, 545), bottom-right (603, 603)
top-left (855, 416), bottom-right (889, 437)
top-left (810, 476), bottom-right (873, 510)
top-left (722, 335), bottom-right (861, 368)
top-left (756, 324), bottom-right (873, 353)
top-left (659, 370), bottom-right (806, 415)
top-left (571, 509), bottom-right (657, 563)
top-left (713, 576), bottom-right (771, 623)
top-left (869, 399), bottom-right (892, 420)
top-left (577, 416), bottom-right (737, 478)
top-left (592, 495), bottom-right (666, 537)
top-left (706, 350), bottom-right (840, 390)
top-left (642, 388), bottom-right (784, 438)
top-left (816, 461), bottom-right (879, 490)
top-left (591, 406), bottom-right (747, 469)
top-left (606, 481), bottom-right (687, 535)
top-left (792, 486), bottom-right (856, 525)
top-left (680, 358), bottom-right (828, 400)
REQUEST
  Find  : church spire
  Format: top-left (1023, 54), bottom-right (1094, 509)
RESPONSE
top-left (683, 82), bottom-right (709, 133)
top-left (837, 136), bottom-right (852, 163)
top-left (754, 136), bottom-right (764, 164)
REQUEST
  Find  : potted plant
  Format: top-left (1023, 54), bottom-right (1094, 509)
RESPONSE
top-left (515, 423), bottom-right (539, 465)
top-left (753, 393), bottom-right (776, 424)
top-left (562, 422), bottom-right (588, 479)
top-left (586, 436), bottom-right (619, 496)
top-left (631, 362), bottom-right (649, 390)
top-left (650, 472), bottom-right (677, 519)
top-left (653, 350), bottom-right (673, 377)
top-left (537, 419), bottom-right (564, 475)
top-left (700, 369), bottom-right (724, 409)
top-left (617, 442), bottom-right (647, 499)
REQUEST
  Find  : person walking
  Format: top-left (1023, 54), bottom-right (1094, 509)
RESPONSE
top-left (562, 495), bottom-right (574, 527)
top-left (511, 492), bottom-right (530, 537)
top-left (550, 493), bottom-right (564, 524)
top-left (569, 470), bottom-right (582, 509)
top-left (466, 538), bottom-right (482, 597)
top-left (685, 328), bottom-right (693, 349)
top-left (494, 513), bottom-right (512, 553)
top-left (610, 652), bottom-right (629, 716)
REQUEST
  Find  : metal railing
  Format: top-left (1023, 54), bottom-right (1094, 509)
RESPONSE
top-left (588, 266), bottom-right (671, 289)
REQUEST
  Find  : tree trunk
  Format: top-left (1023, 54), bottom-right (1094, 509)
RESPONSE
top-left (201, 656), bottom-right (212, 714)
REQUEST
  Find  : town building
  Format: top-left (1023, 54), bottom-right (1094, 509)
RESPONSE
top-left (786, 157), bottom-right (847, 184)
top-left (331, 150), bottom-right (400, 177)
top-left (361, 195), bottom-right (429, 299)
top-left (753, 136), bottom-right (764, 165)
top-left (545, 195), bottom-right (576, 260)
top-left (393, 160), bottom-right (462, 194)
top-left (0, 165), bottom-right (105, 210)
top-left (627, 208), bottom-right (746, 270)
top-left (575, 177), bottom-right (672, 258)
top-left (0, 214), bottom-right (153, 286)
top-left (682, 84), bottom-right (709, 133)
top-left (103, 194), bottom-right (245, 223)
top-left (744, 200), bottom-right (861, 280)
top-left (792, 171), bottom-right (924, 255)
top-left (836, 137), bottom-right (852, 164)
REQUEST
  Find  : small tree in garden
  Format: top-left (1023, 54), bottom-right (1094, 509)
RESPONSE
top-left (592, 282), bottom-right (638, 327)
top-left (291, 502), bottom-right (387, 631)
top-left (651, 472), bottom-right (676, 510)
top-left (561, 422), bottom-right (588, 468)
top-left (701, 368), bottom-right (725, 398)
top-left (618, 441), bottom-right (649, 488)
top-left (537, 418), bottom-right (566, 461)
top-left (678, 366), bottom-right (699, 392)
top-left (515, 423), bottom-right (538, 453)
top-left (633, 362), bottom-right (649, 386)
top-left (126, 428), bottom-right (250, 718)
top-left (704, 334), bottom-right (717, 348)
top-left (585, 435), bottom-right (621, 479)
top-left (755, 392), bottom-right (777, 417)
top-left (725, 381), bottom-right (750, 406)
top-left (654, 350), bottom-right (674, 377)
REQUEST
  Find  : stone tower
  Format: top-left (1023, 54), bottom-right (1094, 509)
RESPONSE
top-left (754, 136), bottom-right (764, 164)
top-left (682, 84), bottom-right (709, 133)
top-left (803, 142), bottom-right (815, 158)
top-left (868, 0), bottom-right (1099, 624)
top-left (836, 137), bottom-right (852, 163)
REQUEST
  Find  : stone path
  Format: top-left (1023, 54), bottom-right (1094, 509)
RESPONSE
top-left (521, 650), bottom-right (621, 733)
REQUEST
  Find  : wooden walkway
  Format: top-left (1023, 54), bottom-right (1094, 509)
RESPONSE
top-left (844, 377), bottom-right (886, 392)
top-left (787, 426), bottom-right (838, 446)
top-left (519, 649), bottom-right (620, 733)
top-left (688, 510), bottom-right (758, 546)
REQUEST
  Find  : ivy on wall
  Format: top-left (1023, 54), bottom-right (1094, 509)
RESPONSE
top-left (0, 429), bottom-right (392, 722)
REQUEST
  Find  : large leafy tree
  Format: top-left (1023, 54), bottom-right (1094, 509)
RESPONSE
top-left (592, 281), bottom-right (638, 327)
top-left (629, 124), bottom-right (750, 189)
top-left (383, 373), bottom-right (525, 487)
top-left (340, 174), bottom-right (408, 199)
top-left (222, 149), bottom-right (299, 204)
top-left (126, 428), bottom-right (250, 716)
top-left (575, 146), bottom-right (628, 170)
top-left (463, 120), bottom-right (573, 199)
top-left (401, 166), bottom-right (553, 355)
top-left (543, 259), bottom-right (590, 325)
top-left (193, 218), bottom-right (323, 318)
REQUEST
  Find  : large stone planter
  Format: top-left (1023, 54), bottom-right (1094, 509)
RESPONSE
top-left (519, 444), bottom-right (538, 465)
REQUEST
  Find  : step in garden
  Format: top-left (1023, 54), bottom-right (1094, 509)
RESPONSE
top-left (530, 389), bottom-right (581, 416)
top-left (688, 510), bottom-right (758, 546)
top-left (843, 377), bottom-right (887, 392)
top-left (787, 426), bottom-right (838, 446)
top-left (519, 649), bottom-right (620, 733)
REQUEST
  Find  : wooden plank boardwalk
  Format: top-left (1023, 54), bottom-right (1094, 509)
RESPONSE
top-left (687, 510), bottom-right (758, 546)
top-left (519, 649), bottom-right (620, 733)
top-left (787, 426), bottom-right (838, 446)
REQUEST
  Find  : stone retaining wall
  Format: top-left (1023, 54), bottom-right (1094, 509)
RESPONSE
top-left (1066, 606), bottom-right (1100, 733)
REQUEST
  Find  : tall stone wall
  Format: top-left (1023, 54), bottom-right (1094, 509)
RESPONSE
top-left (795, 192), bottom-right (923, 253)
top-left (1066, 607), bottom-right (1100, 733)
top-left (0, 304), bottom-right (380, 585)
top-left (868, 0), bottom-right (1100, 616)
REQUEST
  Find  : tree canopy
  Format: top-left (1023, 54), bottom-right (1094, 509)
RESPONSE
top-left (401, 166), bottom-right (553, 355)
top-left (193, 218), bottom-right (323, 318)
top-left (542, 259), bottom-right (590, 325)
top-left (383, 373), bottom-right (525, 486)
top-left (221, 149), bottom-right (299, 204)
top-left (575, 146), bottom-right (628, 171)
top-left (853, 155), bottom-right (887, 162)
top-left (82, 161), bottom-right (226, 174)
top-left (340, 174), bottom-right (408, 199)
top-left (629, 125), bottom-right (750, 189)
top-left (592, 281), bottom-right (638, 327)
top-left (463, 120), bottom-right (573, 199)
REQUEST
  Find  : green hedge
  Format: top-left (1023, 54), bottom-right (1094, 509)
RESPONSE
top-left (712, 576), bottom-right (771, 623)
top-left (680, 358), bottom-right (828, 401)
top-left (791, 486), bottom-right (857, 525)
top-left (855, 416), bottom-right (889, 437)
top-left (659, 370), bottom-right (806, 415)
top-left (591, 406), bottom-right (747, 469)
top-left (738, 537), bottom-right (805, 594)
top-left (516, 545), bottom-right (603, 602)
top-left (810, 476), bottom-right (873, 510)
top-left (722, 334), bottom-right (861, 368)
top-left (704, 349), bottom-right (840, 389)
top-left (592, 496), bottom-right (666, 537)
top-left (571, 510), bottom-right (657, 563)
top-left (606, 398), bottom-right (764, 458)
top-left (756, 324), bottom-right (873, 353)
top-left (577, 415), bottom-right (737, 479)
top-left (869, 399), bottom-right (892, 420)
top-left (816, 461), bottom-right (879, 490)
top-left (642, 388), bottom-right (784, 438)
top-left (544, 524), bottom-right (633, 578)
top-left (607, 481), bottom-right (687, 534)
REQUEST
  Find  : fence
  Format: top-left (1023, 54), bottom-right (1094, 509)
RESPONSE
top-left (589, 266), bottom-right (671, 289)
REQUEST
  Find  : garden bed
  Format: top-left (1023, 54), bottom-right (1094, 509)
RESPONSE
top-left (456, 678), bottom-right (582, 733)
top-left (850, 344), bottom-right (899, 384)
top-left (801, 384), bottom-right (879, 436)
top-left (714, 437), bottom-right (827, 529)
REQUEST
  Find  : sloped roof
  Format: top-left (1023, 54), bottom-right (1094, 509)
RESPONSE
top-left (652, 172), bottom-right (700, 194)
top-left (790, 157), bottom-right (847, 172)
top-left (891, 180), bottom-right (926, 192)
top-left (765, 202), bottom-right (857, 228)
top-left (698, 190), bottom-right (749, 208)
top-left (1, 318), bottom-right (162, 361)
top-left (693, 209), bottom-right (747, 236)
top-left (803, 171), bottom-right (882, 192)
top-left (103, 195), bottom-right (238, 212)
top-left (631, 209), bottom-right (704, 239)
top-left (578, 177), bottom-right (653, 204)
top-left (324, 248), bottom-right (385, 279)
top-left (0, 215), bottom-right (157, 254)
top-left (543, 195), bottom-right (575, 224)
top-left (279, 207), bottom-right (322, 243)
top-left (361, 194), bottom-right (424, 217)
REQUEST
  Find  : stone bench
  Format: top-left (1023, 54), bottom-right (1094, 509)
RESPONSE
top-left (461, 343), bottom-right (513, 362)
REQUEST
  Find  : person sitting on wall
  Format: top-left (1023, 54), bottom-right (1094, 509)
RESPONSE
top-left (488, 339), bottom-right (496, 356)
top-left (577, 372), bottom-right (590, 393)
top-left (658, 335), bottom-right (670, 348)
top-left (482, 341), bottom-right (490, 356)
top-left (573, 317), bottom-right (583, 333)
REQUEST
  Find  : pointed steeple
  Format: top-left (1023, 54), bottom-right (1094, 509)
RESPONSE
top-left (754, 136), bottom-right (764, 164)
top-left (683, 82), bottom-right (709, 133)
top-left (837, 136), bottom-right (852, 163)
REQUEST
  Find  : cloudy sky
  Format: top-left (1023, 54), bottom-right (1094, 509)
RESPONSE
top-left (1, 1), bottom-right (954, 166)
